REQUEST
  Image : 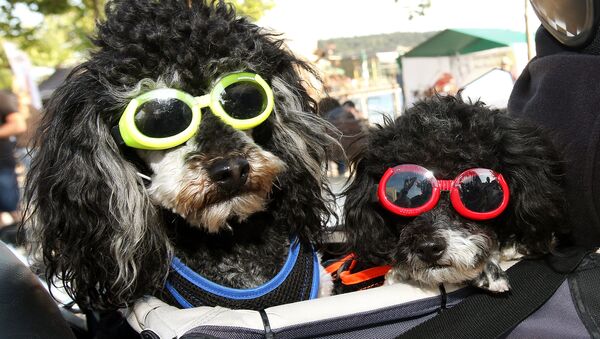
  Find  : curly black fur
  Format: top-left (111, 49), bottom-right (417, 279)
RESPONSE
top-left (24, 0), bottom-right (336, 311)
top-left (343, 95), bottom-right (570, 283)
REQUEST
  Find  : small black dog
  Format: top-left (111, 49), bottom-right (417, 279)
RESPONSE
top-left (343, 95), bottom-right (569, 292)
top-left (25, 0), bottom-right (336, 311)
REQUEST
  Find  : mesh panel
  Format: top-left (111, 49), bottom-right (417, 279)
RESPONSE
top-left (162, 242), bottom-right (316, 310)
top-left (569, 253), bottom-right (600, 337)
top-left (181, 326), bottom-right (263, 339)
top-left (507, 281), bottom-right (589, 338)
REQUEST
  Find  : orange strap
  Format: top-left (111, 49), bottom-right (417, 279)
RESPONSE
top-left (324, 254), bottom-right (355, 274)
top-left (339, 265), bottom-right (392, 285)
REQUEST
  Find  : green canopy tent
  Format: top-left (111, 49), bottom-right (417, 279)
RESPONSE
top-left (398, 28), bottom-right (526, 108)
top-left (402, 29), bottom-right (526, 58)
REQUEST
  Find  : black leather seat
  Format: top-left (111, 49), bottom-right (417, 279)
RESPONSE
top-left (0, 241), bottom-right (75, 339)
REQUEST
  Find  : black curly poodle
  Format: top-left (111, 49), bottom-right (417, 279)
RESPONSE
top-left (343, 95), bottom-right (570, 292)
top-left (24, 0), bottom-right (337, 311)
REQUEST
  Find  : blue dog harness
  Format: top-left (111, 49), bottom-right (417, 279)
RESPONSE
top-left (164, 237), bottom-right (320, 310)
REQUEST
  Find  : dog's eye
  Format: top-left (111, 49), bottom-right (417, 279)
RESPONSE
top-left (135, 98), bottom-right (193, 138)
top-left (219, 81), bottom-right (267, 120)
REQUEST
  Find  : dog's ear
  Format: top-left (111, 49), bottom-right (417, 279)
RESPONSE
top-left (24, 67), bottom-right (171, 310)
top-left (494, 112), bottom-right (568, 253)
top-left (267, 64), bottom-right (341, 245)
top-left (342, 153), bottom-right (396, 265)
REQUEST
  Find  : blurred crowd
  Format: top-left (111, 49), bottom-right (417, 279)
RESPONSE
top-left (318, 97), bottom-right (367, 177)
top-left (0, 90), bottom-right (40, 243)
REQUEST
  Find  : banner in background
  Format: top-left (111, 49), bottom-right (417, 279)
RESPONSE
top-left (2, 41), bottom-right (42, 110)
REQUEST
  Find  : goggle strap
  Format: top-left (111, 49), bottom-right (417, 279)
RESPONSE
top-left (194, 94), bottom-right (211, 108)
top-left (438, 179), bottom-right (453, 191)
top-left (111, 125), bottom-right (126, 147)
top-left (371, 184), bottom-right (380, 203)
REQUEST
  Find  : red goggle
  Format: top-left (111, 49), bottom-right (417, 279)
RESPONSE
top-left (377, 164), bottom-right (510, 220)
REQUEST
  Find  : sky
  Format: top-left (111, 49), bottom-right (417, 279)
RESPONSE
top-left (258, 0), bottom-right (540, 56)
top-left (10, 0), bottom-right (541, 62)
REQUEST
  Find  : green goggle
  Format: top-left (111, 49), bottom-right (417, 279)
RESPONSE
top-left (115, 72), bottom-right (274, 150)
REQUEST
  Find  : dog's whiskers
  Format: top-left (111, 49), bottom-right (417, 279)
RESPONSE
top-left (136, 172), bottom-right (152, 183)
top-left (272, 177), bottom-right (283, 190)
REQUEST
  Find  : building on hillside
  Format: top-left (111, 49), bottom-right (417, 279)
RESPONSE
top-left (315, 31), bottom-right (436, 125)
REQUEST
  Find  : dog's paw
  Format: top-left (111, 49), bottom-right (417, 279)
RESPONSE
top-left (384, 268), bottom-right (408, 285)
top-left (471, 261), bottom-right (511, 293)
top-left (500, 244), bottom-right (525, 261)
top-left (486, 274), bottom-right (511, 293)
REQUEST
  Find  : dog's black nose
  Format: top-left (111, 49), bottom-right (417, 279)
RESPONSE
top-left (208, 157), bottom-right (250, 192)
top-left (415, 238), bottom-right (447, 263)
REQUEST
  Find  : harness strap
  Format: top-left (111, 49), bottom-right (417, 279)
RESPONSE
top-left (325, 253), bottom-right (392, 293)
top-left (165, 237), bottom-right (320, 310)
top-left (324, 254), bottom-right (355, 274)
top-left (339, 265), bottom-right (392, 285)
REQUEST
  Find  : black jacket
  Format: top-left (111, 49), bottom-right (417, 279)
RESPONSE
top-left (508, 27), bottom-right (600, 249)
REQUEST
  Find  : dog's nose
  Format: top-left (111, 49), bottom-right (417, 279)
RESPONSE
top-left (208, 157), bottom-right (250, 192)
top-left (415, 238), bottom-right (447, 263)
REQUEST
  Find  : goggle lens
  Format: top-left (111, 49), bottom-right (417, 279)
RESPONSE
top-left (456, 169), bottom-right (505, 213)
top-left (134, 98), bottom-right (193, 138)
top-left (385, 167), bottom-right (434, 209)
top-left (219, 81), bottom-right (267, 120)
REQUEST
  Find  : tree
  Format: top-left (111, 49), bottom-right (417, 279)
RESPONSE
top-left (231, 0), bottom-right (274, 22)
top-left (0, 47), bottom-right (12, 89)
top-left (0, 0), bottom-right (274, 89)
top-left (395, 0), bottom-right (432, 20)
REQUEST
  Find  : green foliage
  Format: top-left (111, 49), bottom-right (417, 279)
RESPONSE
top-left (0, 44), bottom-right (12, 89)
top-left (1, 1), bottom-right (71, 39)
top-left (395, 0), bottom-right (432, 20)
top-left (230, 0), bottom-right (274, 21)
top-left (0, 0), bottom-right (274, 88)
top-left (0, 0), bottom-right (102, 88)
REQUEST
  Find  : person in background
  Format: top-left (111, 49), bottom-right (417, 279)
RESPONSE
top-left (432, 72), bottom-right (458, 96)
top-left (342, 100), bottom-right (366, 121)
top-left (0, 90), bottom-right (26, 241)
top-left (318, 97), bottom-right (364, 177)
top-left (14, 104), bottom-right (40, 172)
